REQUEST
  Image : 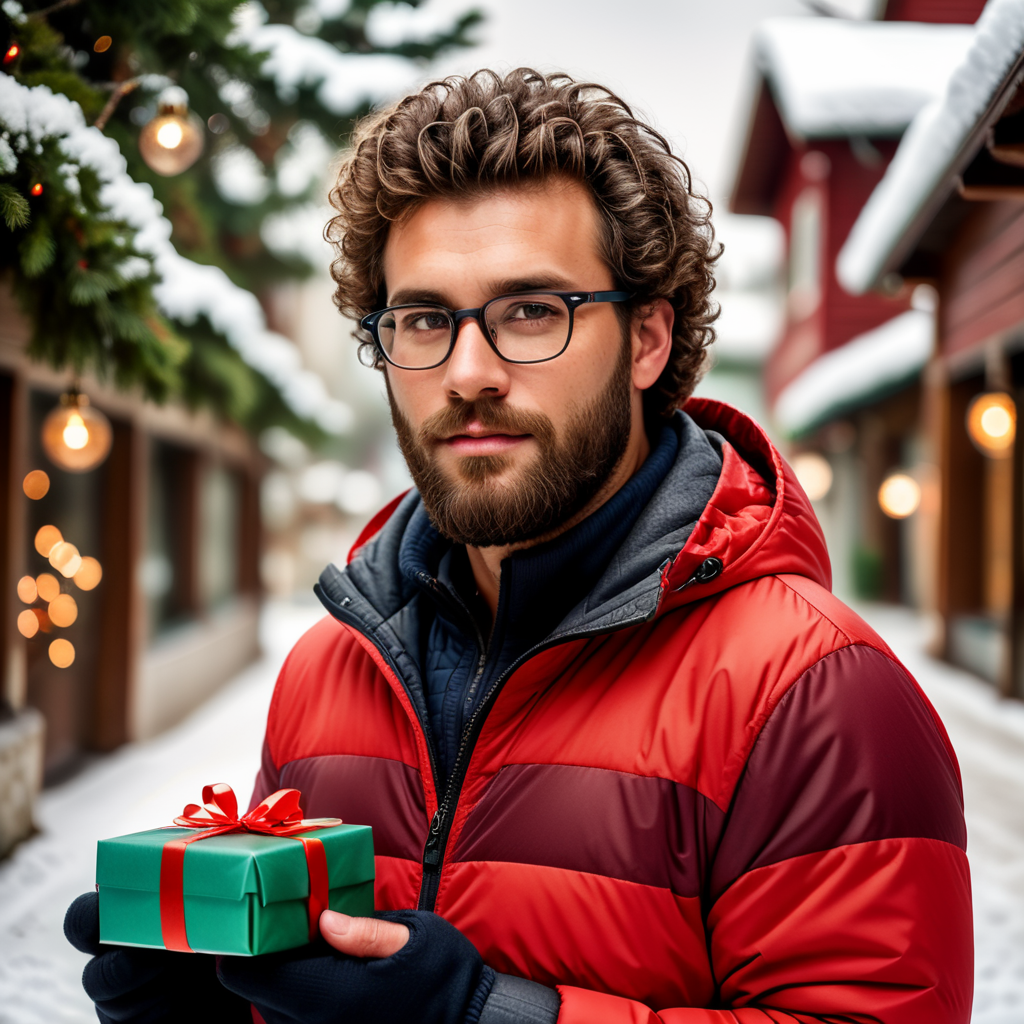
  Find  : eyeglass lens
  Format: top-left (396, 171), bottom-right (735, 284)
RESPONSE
top-left (377, 294), bottom-right (572, 368)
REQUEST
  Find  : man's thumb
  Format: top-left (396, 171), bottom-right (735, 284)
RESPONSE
top-left (319, 911), bottom-right (410, 958)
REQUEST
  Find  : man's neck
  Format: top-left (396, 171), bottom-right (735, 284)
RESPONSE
top-left (466, 428), bottom-right (652, 618)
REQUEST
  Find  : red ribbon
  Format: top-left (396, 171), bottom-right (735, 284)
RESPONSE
top-left (158, 783), bottom-right (341, 952)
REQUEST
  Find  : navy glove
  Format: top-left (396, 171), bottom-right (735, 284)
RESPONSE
top-left (64, 892), bottom-right (251, 1024)
top-left (217, 909), bottom-right (493, 1024)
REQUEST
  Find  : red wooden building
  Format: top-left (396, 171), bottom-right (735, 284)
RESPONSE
top-left (838, 0), bottom-right (1024, 693)
top-left (730, 0), bottom-right (985, 604)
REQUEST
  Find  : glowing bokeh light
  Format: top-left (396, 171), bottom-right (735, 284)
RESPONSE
top-left (48, 593), bottom-right (78, 628)
top-left (16, 576), bottom-right (37, 604)
top-left (49, 541), bottom-right (82, 578)
top-left (36, 573), bottom-right (60, 603)
top-left (878, 473), bottom-right (921, 520)
top-left (966, 392), bottom-right (1016, 457)
top-left (49, 638), bottom-right (75, 668)
top-left (34, 525), bottom-right (62, 557)
top-left (17, 610), bottom-right (38, 639)
top-left (30, 182), bottom-right (42, 196)
top-left (74, 556), bottom-right (103, 591)
top-left (23, 470), bottom-right (50, 499)
top-left (791, 452), bottom-right (834, 502)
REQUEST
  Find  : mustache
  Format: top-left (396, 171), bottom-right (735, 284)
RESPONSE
top-left (419, 399), bottom-right (555, 445)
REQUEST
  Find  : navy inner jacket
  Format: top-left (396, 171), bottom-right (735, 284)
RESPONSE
top-left (395, 421), bottom-right (718, 785)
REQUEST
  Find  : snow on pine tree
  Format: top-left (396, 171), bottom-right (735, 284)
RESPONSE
top-left (0, 0), bottom-right (481, 439)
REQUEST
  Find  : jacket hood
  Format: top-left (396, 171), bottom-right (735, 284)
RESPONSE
top-left (319, 398), bottom-right (830, 640)
top-left (657, 397), bottom-right (831, 611)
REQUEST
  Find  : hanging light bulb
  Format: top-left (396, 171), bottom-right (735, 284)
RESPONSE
top-left (966, 392), bottom-right (1016, 457)
top-left (41, 392), bottom-right (112, 473)
top-left (138, 87), bottom-right (205, 176)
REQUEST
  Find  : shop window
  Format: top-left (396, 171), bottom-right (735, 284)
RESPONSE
top-left (143, 441), bottom-right (193, 637)
top-left (788, 188), bottom-right (823, 322)
top-left (199, 464), bottom-right (241, 609)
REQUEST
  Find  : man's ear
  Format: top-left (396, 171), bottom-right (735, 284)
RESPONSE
top-left (631, 298), bottom-right (674, 391)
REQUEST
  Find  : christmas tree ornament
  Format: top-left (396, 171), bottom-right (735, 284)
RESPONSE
top-left (138, 88), bottom-right (205, 176)
top-left (41, 392), bottom-right (112, 473)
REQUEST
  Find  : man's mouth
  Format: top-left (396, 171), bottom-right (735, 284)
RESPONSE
top-left (442, 430), bottom-right (531, 456)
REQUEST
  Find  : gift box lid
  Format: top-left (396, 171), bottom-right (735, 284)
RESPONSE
top-left (97, 823), bottom-right (373, 906)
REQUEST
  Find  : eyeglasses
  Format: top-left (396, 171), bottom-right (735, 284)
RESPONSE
top-left (360, 290), bottom-right (632, 370)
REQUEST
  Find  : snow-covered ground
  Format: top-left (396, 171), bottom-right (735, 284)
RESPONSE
top-left (0, 599), bottom-right (1022, 1022)
top-left (0, 599), bottom-right (326, 1024)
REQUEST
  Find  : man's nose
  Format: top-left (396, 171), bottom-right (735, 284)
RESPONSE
top-left (441, 316), bottom-right (511, 402)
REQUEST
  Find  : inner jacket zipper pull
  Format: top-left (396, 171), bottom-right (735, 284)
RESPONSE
top-left (423, 810), bottom-right (444, 872)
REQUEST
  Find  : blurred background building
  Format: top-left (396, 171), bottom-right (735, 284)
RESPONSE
top-left (3, 0), bottom-right (1024, 861)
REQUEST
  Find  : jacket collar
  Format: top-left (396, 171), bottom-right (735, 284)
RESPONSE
top-left (316, 399), bottom-right (831, 648)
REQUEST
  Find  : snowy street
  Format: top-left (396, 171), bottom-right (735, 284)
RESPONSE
top-left (1, 599), bottom-right (1022, 1023)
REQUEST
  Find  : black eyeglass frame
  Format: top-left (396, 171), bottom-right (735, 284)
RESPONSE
top-left (360, 290), bottom-right (633, 370)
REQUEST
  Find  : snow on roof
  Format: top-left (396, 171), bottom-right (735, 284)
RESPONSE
top-left (756, 18), bottom-right (974, 138)
top-left (837, 0), bottom-right (1024, 295)
top-left (712, 292), bottom-right (784, 365)
top-left (0, 75), bottom-right (353, 435)
top-left (230, 2), bottom-right (419, 114)
top-left (774, 308), bottom-right (933, 435)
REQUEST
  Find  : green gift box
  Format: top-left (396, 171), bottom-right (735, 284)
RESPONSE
top-left (97, 821), bottom-right (375, 956)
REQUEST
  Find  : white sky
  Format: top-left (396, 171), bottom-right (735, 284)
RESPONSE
top-left (424, 0), bottom-right (811, 208)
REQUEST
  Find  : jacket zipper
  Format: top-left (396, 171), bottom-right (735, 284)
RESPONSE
top-left (417, 555), bottom-right (725, 912)
top-left (321, 556), bottom-right (723, 914)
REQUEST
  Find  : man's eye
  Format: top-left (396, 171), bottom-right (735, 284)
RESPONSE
top-left (406, 312), bottom-right (449, 332)
top-left (509, 303), bottom-right (553, 320)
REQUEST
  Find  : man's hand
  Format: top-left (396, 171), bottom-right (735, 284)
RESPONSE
top-left (318, 910), bottom-right (410, 958)
top-left (216, 908), bottom-right (492, 1024)
top-left (64, 892), bottom-right (251, 1024)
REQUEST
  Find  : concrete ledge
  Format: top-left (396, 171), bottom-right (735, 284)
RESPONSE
top-left (132, 598), bottom-right (261, 741)
top-left (0, 707), bottom-right (44, 858)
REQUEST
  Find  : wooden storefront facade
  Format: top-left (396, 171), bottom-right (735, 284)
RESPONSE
top-left (0, 281), bottom-right (264, 791)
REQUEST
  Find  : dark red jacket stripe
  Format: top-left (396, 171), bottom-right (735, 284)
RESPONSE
top-left (453, 763), bottom-right (723, 898)
top-left (280, 753), bottom-right (427, 863)
top-left (710, 643), bottom-right (967, 900)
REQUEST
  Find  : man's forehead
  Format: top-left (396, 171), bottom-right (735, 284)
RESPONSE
top-left (381, 179), bottom-right (605, 302)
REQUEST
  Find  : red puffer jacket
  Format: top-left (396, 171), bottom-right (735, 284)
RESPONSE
top-left (251, 398), bottom-right (972, 1023)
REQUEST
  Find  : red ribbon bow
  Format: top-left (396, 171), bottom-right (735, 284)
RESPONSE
top-left (160, 783), bottom-right (342, 952)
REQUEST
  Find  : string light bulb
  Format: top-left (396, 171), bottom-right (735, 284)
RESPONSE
top-left (41, 392), bottom-right (112, 472)
top-left (138, 87), bottom-right (204, 176)
top-left (966, 392), bottom-right (1016, 458)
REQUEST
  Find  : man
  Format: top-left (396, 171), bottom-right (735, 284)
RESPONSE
top-left (67, 68), bottom-right (972, 1023)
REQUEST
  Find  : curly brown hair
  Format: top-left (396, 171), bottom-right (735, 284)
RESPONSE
top-left (326, 68), bottom-right (720, 420)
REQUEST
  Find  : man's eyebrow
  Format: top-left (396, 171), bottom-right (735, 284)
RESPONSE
top-left (387, 288), bottom-right (452, 307)
top-left (387, 275), bottom-right (578, 309)
top-left (491, 275), bottom-right (576, 295)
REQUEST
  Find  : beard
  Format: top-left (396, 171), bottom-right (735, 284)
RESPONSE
top-left (387, 340), bottom-right (634, 547)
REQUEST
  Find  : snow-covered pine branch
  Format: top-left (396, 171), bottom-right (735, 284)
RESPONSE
top-left (229, 1), bottom-right (421, 114)
top-left (0, 74), bottom-right (352, 435)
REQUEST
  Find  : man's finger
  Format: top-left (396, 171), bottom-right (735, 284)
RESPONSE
top-left (319, 911), bottom-right (410, 958)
